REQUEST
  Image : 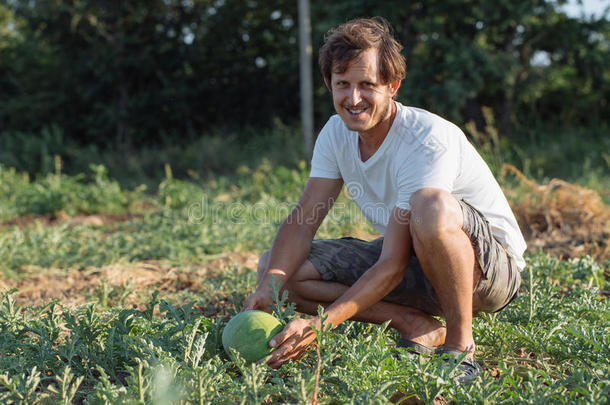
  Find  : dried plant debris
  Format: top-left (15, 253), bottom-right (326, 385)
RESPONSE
top-left (0, 252), bottom-right (259, 309)
top-left (0, 212), bottom-right (145, 229)
top-left (502, 164), bottom-right (609, 261)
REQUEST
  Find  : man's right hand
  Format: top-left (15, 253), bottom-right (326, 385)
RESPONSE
top-left (242, 178), bottom-right (343, 314)
top-left (241, 287), bottom-right (274, 313)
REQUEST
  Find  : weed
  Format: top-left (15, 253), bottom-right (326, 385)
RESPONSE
top-left (0, 248), bottom-right (608, 403)
top-left (0, 152), bottom-right (608, 403)
top-left (268, 275), bottom-right (297, 325)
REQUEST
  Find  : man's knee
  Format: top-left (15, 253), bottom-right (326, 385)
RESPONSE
top-left (409, 188), bottom-right (463, 241)
top-left (256, 251), bottom-right (320, 288)
top-left (283, 260), bottom-right (320, 297)
top-left (287, 259), bottom-right (320, 284)
top-left (256, 250), bottom-right (271, 283)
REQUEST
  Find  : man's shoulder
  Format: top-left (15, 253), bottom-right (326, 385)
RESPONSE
top-left (396, 103), bottom-right (460, 134)
top-left (318, 114), bottom-right (351, 145)
top-left (395, 103), bottom-right (464, 148)
top-left (323, 114), bottom-right (348, 133)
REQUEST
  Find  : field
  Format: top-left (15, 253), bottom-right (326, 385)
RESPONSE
top-left (0, 147), bottom-right (609, 403)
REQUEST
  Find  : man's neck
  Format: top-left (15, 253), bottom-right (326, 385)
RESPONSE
top-left (358, 100), bottom-right (396, 161)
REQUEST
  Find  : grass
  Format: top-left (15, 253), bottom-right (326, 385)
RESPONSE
top-left (0, 252), bottom-right (607, 404)
top-left (1, 121), bottom-right (608, 197)
top-left (0, 162), bottom-right (147, 222)
top-left (0, 124), bottom-right (608, 403)
top-left (0, 121), bottom-right (306, 190)
top-left (509, 126), bottom-right (610, 201)
top-left (466, 118), bottom-right (610, 202)
top-left (0, 159), bottom-right (378, 278)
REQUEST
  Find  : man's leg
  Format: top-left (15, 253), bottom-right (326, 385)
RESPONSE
top-left (409, 188), bottom-right (482, 354)
top-left (256, 251), bottom-right (446, 347)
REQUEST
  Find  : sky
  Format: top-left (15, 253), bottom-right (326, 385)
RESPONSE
top-left (562, 0), bottom-right (609, 19)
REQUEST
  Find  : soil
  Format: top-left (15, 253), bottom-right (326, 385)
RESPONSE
top-left (1, 169), bottom-right (608, 309)
top-left (0, 252), bottom-right (259, 309)
top-left (1, 212), bottom-right (144, 229)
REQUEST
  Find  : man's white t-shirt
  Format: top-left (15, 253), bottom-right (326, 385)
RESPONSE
top-left (310, 102), bottom-right (527, 270)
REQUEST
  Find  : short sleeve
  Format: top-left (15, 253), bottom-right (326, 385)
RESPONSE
top-left (310, 118), bottom-right (342, 179)
top-left (395, 131), bottom-right (459, 210)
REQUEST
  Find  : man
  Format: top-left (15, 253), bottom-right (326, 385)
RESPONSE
top-left (242, 17), bottom-right (525, 384)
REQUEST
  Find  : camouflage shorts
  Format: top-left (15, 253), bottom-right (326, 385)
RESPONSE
top-left (307, 200), bottom-right (522, 316)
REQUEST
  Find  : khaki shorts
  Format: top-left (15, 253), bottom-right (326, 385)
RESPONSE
top-left (307, 200), bottom-right (522, 316)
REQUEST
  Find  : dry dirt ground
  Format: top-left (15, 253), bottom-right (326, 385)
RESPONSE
top-left (0, 251), bottom-right (260, 310)
top-left (1, 169), bottom-right (608, 309)
top-left (1, 212), bottom-right (144, 228)
top-left (0, 212), bottom-right (264, 310)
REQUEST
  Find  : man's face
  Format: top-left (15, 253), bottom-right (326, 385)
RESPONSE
top-left (328, 48), bottom-right (400, 137)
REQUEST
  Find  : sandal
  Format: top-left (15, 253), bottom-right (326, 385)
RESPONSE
top-left (396, 338), bottom-right (438, 356)
top-left (436, 347), bottom-right (483, 385)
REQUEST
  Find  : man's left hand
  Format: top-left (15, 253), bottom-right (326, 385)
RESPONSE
top-left (266, 317), bottom-right (320, 369)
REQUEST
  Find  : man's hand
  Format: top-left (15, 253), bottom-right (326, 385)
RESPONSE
top-left (266, 317), bottom-right (320, 369)
top-left (241, 287), bottom-right (274, 313)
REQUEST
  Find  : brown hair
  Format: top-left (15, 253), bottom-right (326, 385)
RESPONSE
top-left (319, 17), bottom-right (406, 85)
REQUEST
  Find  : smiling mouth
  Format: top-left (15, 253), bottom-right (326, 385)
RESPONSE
top-left (345, 106), bottom-right (368, 116)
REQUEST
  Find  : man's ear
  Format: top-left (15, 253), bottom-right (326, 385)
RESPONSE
top-left (389, 79), bottom-right (401, 96)
top-left (324, 77), bottom-right (331, 91)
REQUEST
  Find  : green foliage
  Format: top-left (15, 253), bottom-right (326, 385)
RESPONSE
top-left (0, 0), bottom-right (300, 147)
top-left (0, 125), bottom-right (66, 175)
top-left (511, 125), bottom-right (610, 196)
top-left (46, 366), bottom-right (85, 405)
top-left (318, 0), bottom-right (609, 135)
top-left (0, 249), bottom-right (608, 403)
top-left (0, 366), bottom-right (42, 404)
top-left (268, 274), bottom-right (297, 325)
top-left (0, 142), bottom-right (608, 402)
top-left (0, 122), bottom-right (306, 189)
top-left (0, 159), bottom-right (370, 275)
top-left (0, 162), bottom-right (146, 220)
top-left (0, 0), bottom-right (608, 151)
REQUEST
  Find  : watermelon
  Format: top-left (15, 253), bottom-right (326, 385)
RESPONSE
top-left (222, 310), bottom-right (284, 363)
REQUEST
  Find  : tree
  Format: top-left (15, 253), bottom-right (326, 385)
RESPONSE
top-left (0, 0), bottom-right (607, 152)
top-left (311, 0), bottom-right (609, 136)
top-left (298, 0), bottom-right (314, 155)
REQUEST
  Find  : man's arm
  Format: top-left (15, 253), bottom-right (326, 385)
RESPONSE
top-left (320, 207), bottom-right (412, 327)
top-left (267, 206), bottom-right (412, 368)
top-left (242, 176), bottom-right (343, 311)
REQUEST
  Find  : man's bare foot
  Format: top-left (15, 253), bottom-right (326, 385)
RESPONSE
top-left (441, 342), bottom-right (476, 358)
top-left (390, 308), bottom-right (446, 348)
top-left (406, 323), bottom-right (446, 348)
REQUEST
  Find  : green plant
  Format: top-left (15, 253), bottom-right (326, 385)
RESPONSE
top-left (0, 156), bottom-right (608, 403)
top-left (268, 274), bottom-right (297, 325)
